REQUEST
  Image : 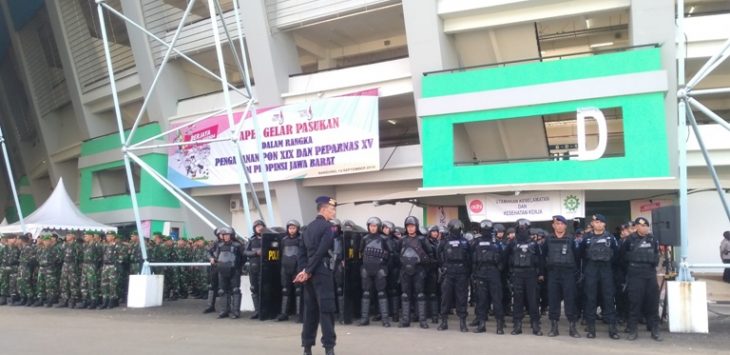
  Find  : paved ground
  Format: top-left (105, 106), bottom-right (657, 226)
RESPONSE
top-left (1, 299), bottom-right (730, 355)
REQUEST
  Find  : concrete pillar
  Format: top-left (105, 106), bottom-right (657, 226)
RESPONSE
top-left (272, 180), bottom-right (335, 227)
top-left (45, 0), bottom-right (114, 139)
top-left (239, 0), bottom-right (301, 107)
top-left (402, 0), bottom-right (458, 100)
top-left (630, 0), bottom-right (678, 170)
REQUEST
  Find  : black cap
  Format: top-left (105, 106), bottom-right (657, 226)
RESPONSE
top-left (591, 214), bottom-right (607, 223)
top-left (634, 217), bottom-right (650, 226)
top-left (552, 215), bottom-right (567, 224)
top-left (315, 196), bottom-right (337, 206)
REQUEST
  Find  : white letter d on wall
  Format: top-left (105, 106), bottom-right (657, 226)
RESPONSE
top-left (572, 107), bottom-right (607, 161)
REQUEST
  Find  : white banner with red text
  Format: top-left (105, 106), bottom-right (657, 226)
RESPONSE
top-left (167, 91), bottom-right (379, 188)
top-left (465, 191), bottom-right (585, 222)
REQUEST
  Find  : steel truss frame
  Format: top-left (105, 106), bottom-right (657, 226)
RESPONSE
top-left (676, 0), bottom-right (730, 280)
top-left (96, 0), bottom-right (275, 274)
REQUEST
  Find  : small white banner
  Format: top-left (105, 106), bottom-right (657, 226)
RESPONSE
top-left (465, 191), bottom-right (585, 222)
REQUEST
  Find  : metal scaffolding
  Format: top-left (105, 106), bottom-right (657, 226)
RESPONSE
top-left (676, 0), bottom-right (730, 281)
top-left (96, 0), bottom-right (274, 274)
top-left (0, 123), bottom-right (25, 234)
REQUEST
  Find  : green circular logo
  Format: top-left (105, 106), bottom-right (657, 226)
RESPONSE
top-left (564, 194), bottom-right (580, 212)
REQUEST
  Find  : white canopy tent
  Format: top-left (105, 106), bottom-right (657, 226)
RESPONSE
top-left (0, 178), bottom-right (117, 237)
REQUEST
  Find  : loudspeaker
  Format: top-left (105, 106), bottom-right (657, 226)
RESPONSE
top-left (651, 205), bottom-right (680, 246)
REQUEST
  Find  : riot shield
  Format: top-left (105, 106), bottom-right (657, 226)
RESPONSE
top-left (259, 231), bottom-right (282, 321)
top-left (341, 224), bottom-right (365, 324)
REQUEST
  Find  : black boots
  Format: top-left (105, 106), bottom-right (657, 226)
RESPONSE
top-left (548, 320), bottom-right (559, 337)
top-left (459, 317), bottom-right (468, 332)
top-left (76, 299), bottom-right (87, 309)
top-left (429, 296), bottom-right (439, 324)
top-left (12, 297), bottom-right (27, 306)
top-left (0, 296), bottom-right (6, 305)
top-left (99, 298), bottom-right (110, 310)
top-left (358, 296), bottom-right (370, 326)
top-left (337, 293), bottom-right (345, 324)
top-left (231, 293), bottom-right (242, 319)
top-left (531, 320), bottom-right (543, 336)
top-left (277, 295), bottom-right (290, 321)
top-left (249, 293), bottom-right (259, 319)
top-left (398, 298), bottom-right (410, 328)
top-left (203, 290), bottom-right (216, 314)
top-left (437, 317), bottom-right (448, 331)
top-left (303, 346), bottom-right (312, 355)
top-left (650, 326), bottom-right (663, 342)
top-left (496, 318), bottom-right (505, 335)
top-left (389, 296), bottom-right (400, 323)
top-left (32, 298), bottom-right (44, 307)
top-left (417, 299), bottom-right (429, 329)
top-left (55, 299), bottom-right (69, 308)
top-left (569, 321), bottom-right (581, 338)
top-left (586, 323), bottom-right (596, 338)
top-left (608, 322), bottom-right (621, 340)
top-left (473, 320), bottom-right (486, 333)
top-left (378, 297), bottom-right (391, 327)
top-left (511, 320), bottom-right (523, 335)
top-left (218, 294), bottom-right (231, 319)
top-left (325, 347), bottom-right (335, 355)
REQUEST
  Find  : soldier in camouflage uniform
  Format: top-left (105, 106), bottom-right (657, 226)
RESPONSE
top-left (0, 236), bottom-right (5, 300)
top-left (117, 233), bottom-right (130, 303)
top-left (78, 232), bottom-right (102, 309)
top-left (191, 237), bottom-right (209, 298)
top-left (160, 237), bottom-right (176, 300)
top-left (13, 234), bottom-right (36, 306)
top-left (100, 232), bottom-right (127, 309)
top-left (0, 235), bottom-right (20, 305)
top-left (56, 233), bottom-right (82, 308)
top-left (93, 232), bottom-right (103, 305)
top-left (33, 235), bottom-right (60, 307)
top-left (128, 232), bottom-right (143, 275)
top-left (173, 238), bottom-right (191, 299)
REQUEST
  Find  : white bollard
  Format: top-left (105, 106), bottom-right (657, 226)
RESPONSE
top-left (667, 281), bottom-right (709, 333)
top-left (240, 275), bottom-right (254, 311)
top-left (127, 274), bottom-right (164, 308)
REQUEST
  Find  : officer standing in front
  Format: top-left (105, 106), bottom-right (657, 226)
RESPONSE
top-left (437, 219), bottom-right (471, 332)
top-left (544, 215), bottom-right (581, 338)
top-left (209, 226), bottom-right (245, 319)
top-left (472, 220), bottom-right (506, 334)
top-left (621, 217), bottom-right (662, 341)
top-left (581, 214), bottom-right (621, 339)
top-left (507, 218), bottom-right (544, 336)
top-left (398, 216), bottom-right (434, 329)
top-left (358, 217), bottom-right (392, 327)
top-left (244, 219), bottom-right (266, 319)
top-left (278, 220), bottom-right (304, 322)
top-left (295, 196), bottom-right (337, 355)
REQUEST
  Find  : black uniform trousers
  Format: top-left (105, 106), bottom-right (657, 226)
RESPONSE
top-left (250, 264), bottom-right (260, 299)
top-left (512, 267), bottom-right (540, 323)
top-left (583, 261), bottom-right (616, 325)
top-left (440, 272), bottom-right (468, 318)
top-left (302, 269), bottom-right (337, 348)
top-left (475, 266), bottom-right (503, 321)
top-left (626, 264), bottom-right (659, 331)
top-left (218, 267), bottom-right (241, 294)
top-left (547, 267), bottom-right (578, 321)
top-left (281, 265), bottom-right (302, 312)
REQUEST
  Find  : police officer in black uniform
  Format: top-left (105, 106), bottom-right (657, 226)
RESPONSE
top-left (581, 214), bottom-right (621, 339)
top-left (544, 215), bottom-right (581, 338)
top-left (621, 217), bottom-right (662, 341)
top-left (472, 219), bottom-right (506, 334)
top-left (208, 226), bottom-right (245, 319)
top-left (398, 216), bottom-right (435, 329)
top-left (295, 196), bottom-right (337, 355)
top-left (278, 220), bottom-right (304, 322)
top-left (358, 217), bottom-right (392, 327)
top-left (507, 218), bottom-right (544, 336)
top-left (382, 220), bottom-right (401, 323)
top-left (494, 224), bottom-right (512, 317)
top-left (203, 230), bottom-right (223, 313)
top-left (425, 225), bottom-right (442, 324)
top-left (436, 219), bottom-right (471, 332)
top-left (244, 219), bottom-right (266, 319)
top-left (329, 219), bottom-right (346, 324)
